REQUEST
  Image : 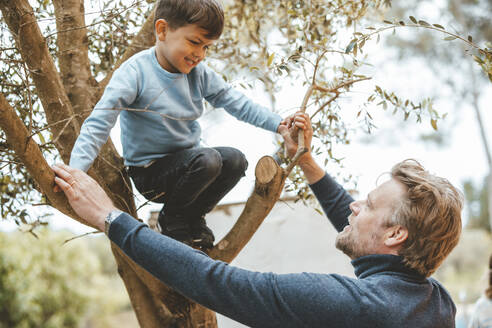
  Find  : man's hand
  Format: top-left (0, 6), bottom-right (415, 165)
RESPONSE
top-left (278, 112), bottom-right (313, 161)
top-left (52, 163), bottom-right (117, 231)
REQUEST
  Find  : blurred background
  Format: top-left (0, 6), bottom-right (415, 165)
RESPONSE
top-left (1, 0), bottom-right (491, 327)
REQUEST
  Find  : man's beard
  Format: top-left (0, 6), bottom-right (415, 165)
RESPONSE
top-left (335, 230), bottom-right (361, 259)
top-left (335, 227), bottom-right (380, 259)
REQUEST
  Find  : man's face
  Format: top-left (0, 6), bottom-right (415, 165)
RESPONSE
top-left (155, 22), bottom-right (216, 74)
top-left (335, 178), bottom-right (407, 259)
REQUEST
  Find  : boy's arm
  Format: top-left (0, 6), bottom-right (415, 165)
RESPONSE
top-left (199, 64), bottom-right (282, 133)
top-left (70, 64), bottom-right (139, 171)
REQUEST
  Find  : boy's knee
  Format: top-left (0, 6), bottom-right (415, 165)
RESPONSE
top-left (192, 148), bottom-right (222, 176)
top-left (222, 148), bottom-right (248, 174)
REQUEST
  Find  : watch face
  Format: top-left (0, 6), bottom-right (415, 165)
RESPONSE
top-left (105, 210), bottom-right (122, 234)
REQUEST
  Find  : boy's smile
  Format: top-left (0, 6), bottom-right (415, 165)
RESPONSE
top-left (155, 20), bottom-right (217, 74)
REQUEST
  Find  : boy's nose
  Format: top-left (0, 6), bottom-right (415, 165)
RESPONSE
top-left (193, 49), bottom-right (205, 60)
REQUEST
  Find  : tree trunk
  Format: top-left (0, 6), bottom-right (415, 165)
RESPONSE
top-left (0, 1), bottom-right (298, 326)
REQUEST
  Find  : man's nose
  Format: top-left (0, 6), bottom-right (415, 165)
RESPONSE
top-left (349, 201), bottom-right (360, 216)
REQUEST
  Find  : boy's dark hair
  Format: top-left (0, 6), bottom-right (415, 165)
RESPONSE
top-left (154, 0), bottom-right (224, 39)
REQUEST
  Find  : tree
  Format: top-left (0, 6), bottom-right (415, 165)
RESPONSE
top-left (1, 0), bottom-right (489, 326)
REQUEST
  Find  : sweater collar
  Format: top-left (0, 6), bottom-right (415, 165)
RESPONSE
top-left (352, 254), bottom-right (426, 281)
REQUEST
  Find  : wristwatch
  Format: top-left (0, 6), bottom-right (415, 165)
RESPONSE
top-left (104, 210), bottom-right (123, 235)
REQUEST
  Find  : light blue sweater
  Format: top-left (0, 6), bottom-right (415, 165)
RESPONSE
top-left (69, 47), bottom-right (282, 171)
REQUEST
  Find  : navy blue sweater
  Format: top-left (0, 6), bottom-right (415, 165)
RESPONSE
top-left (108, 173), bottom-right (456, 327)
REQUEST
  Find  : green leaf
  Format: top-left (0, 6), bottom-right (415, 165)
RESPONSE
top-left (433, 24), bottom-right (445, 29)
top-left (249, 66), bottom-right (259, 71)
top-left (409, 16), bottom-right (417, 24)
top-left (418, 20), bottom-right (430, 26)
top-left (488, 73), bottom-right (492, 83)
top-left (399, 21), bottom-right (405, 26)
top-left (383, 20), bottom-right (393, 24)
top-left (431, 119), bottom-right (438, 131)
top-left (267, 53), bottom-right (275, 67)
top-left (444, 36), bottom-right (457, 41)
top-left (37, 132), bottom-right (45, 145)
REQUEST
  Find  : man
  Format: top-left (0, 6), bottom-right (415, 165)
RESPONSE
top-left (53, 113), bottom-right (463, 327)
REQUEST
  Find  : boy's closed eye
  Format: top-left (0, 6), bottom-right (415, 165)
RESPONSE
top-left (188, 38), bottom-right (211, 50)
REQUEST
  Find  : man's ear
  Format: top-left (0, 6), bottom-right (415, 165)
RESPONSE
top-left (384, 225), bottom-right (408, 248)
top-left (155, 19), bottom-right (168, 41)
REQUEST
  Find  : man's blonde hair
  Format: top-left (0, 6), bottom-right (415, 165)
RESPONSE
top-left (388, 159), bottom-right (463, 277)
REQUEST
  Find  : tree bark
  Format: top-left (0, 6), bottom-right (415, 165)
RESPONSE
top-left (52, 0), bottom-right (97, 124)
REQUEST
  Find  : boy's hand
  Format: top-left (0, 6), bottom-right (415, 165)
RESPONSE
top-left (52, 163), bottom-right (117, 231)
top-left (278, 112), bottom-right (313, 160)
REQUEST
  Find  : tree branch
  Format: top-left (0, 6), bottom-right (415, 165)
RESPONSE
top-left (209, 156), bottom-right (285, 262)
top-left (53, 0), bottom-right (97, 125)
top-left (0, 93), bottom-right (90, 227)
top-left (0, 0), bottom-right (79, 163)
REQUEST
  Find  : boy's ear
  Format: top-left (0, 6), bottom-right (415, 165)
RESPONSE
top-left (155, 19), bottom-right (168, 41)
top-left (383, 225), bottom-right (408, 248)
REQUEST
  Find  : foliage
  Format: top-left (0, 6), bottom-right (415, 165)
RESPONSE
top-left (0, 229), bottom-right (129, 328)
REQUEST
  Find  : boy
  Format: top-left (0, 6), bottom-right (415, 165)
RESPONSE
top-left (69, 0), bottom-right (283, 250)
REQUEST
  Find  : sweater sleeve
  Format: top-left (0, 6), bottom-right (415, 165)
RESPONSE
top-left (309, 173), bottom-right (354, 232)
top-left (69, 64), bottom-right (139, 171)
top-left (108, 213), bottom-right (363, 328)
top-left (200, 64), bottom-right (282, 133)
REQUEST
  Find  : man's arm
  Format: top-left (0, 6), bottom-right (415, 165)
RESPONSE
top-left (279, 113), bottom-right (353, 231)
top-left (52, 163), bottom-right (363, 328)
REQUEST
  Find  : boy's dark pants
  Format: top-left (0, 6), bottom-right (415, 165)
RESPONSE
top-left (128, 146), bottom-right (248, 222)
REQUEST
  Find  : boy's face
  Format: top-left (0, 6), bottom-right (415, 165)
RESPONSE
top-left (155, 20), bottom-right (217, 74)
